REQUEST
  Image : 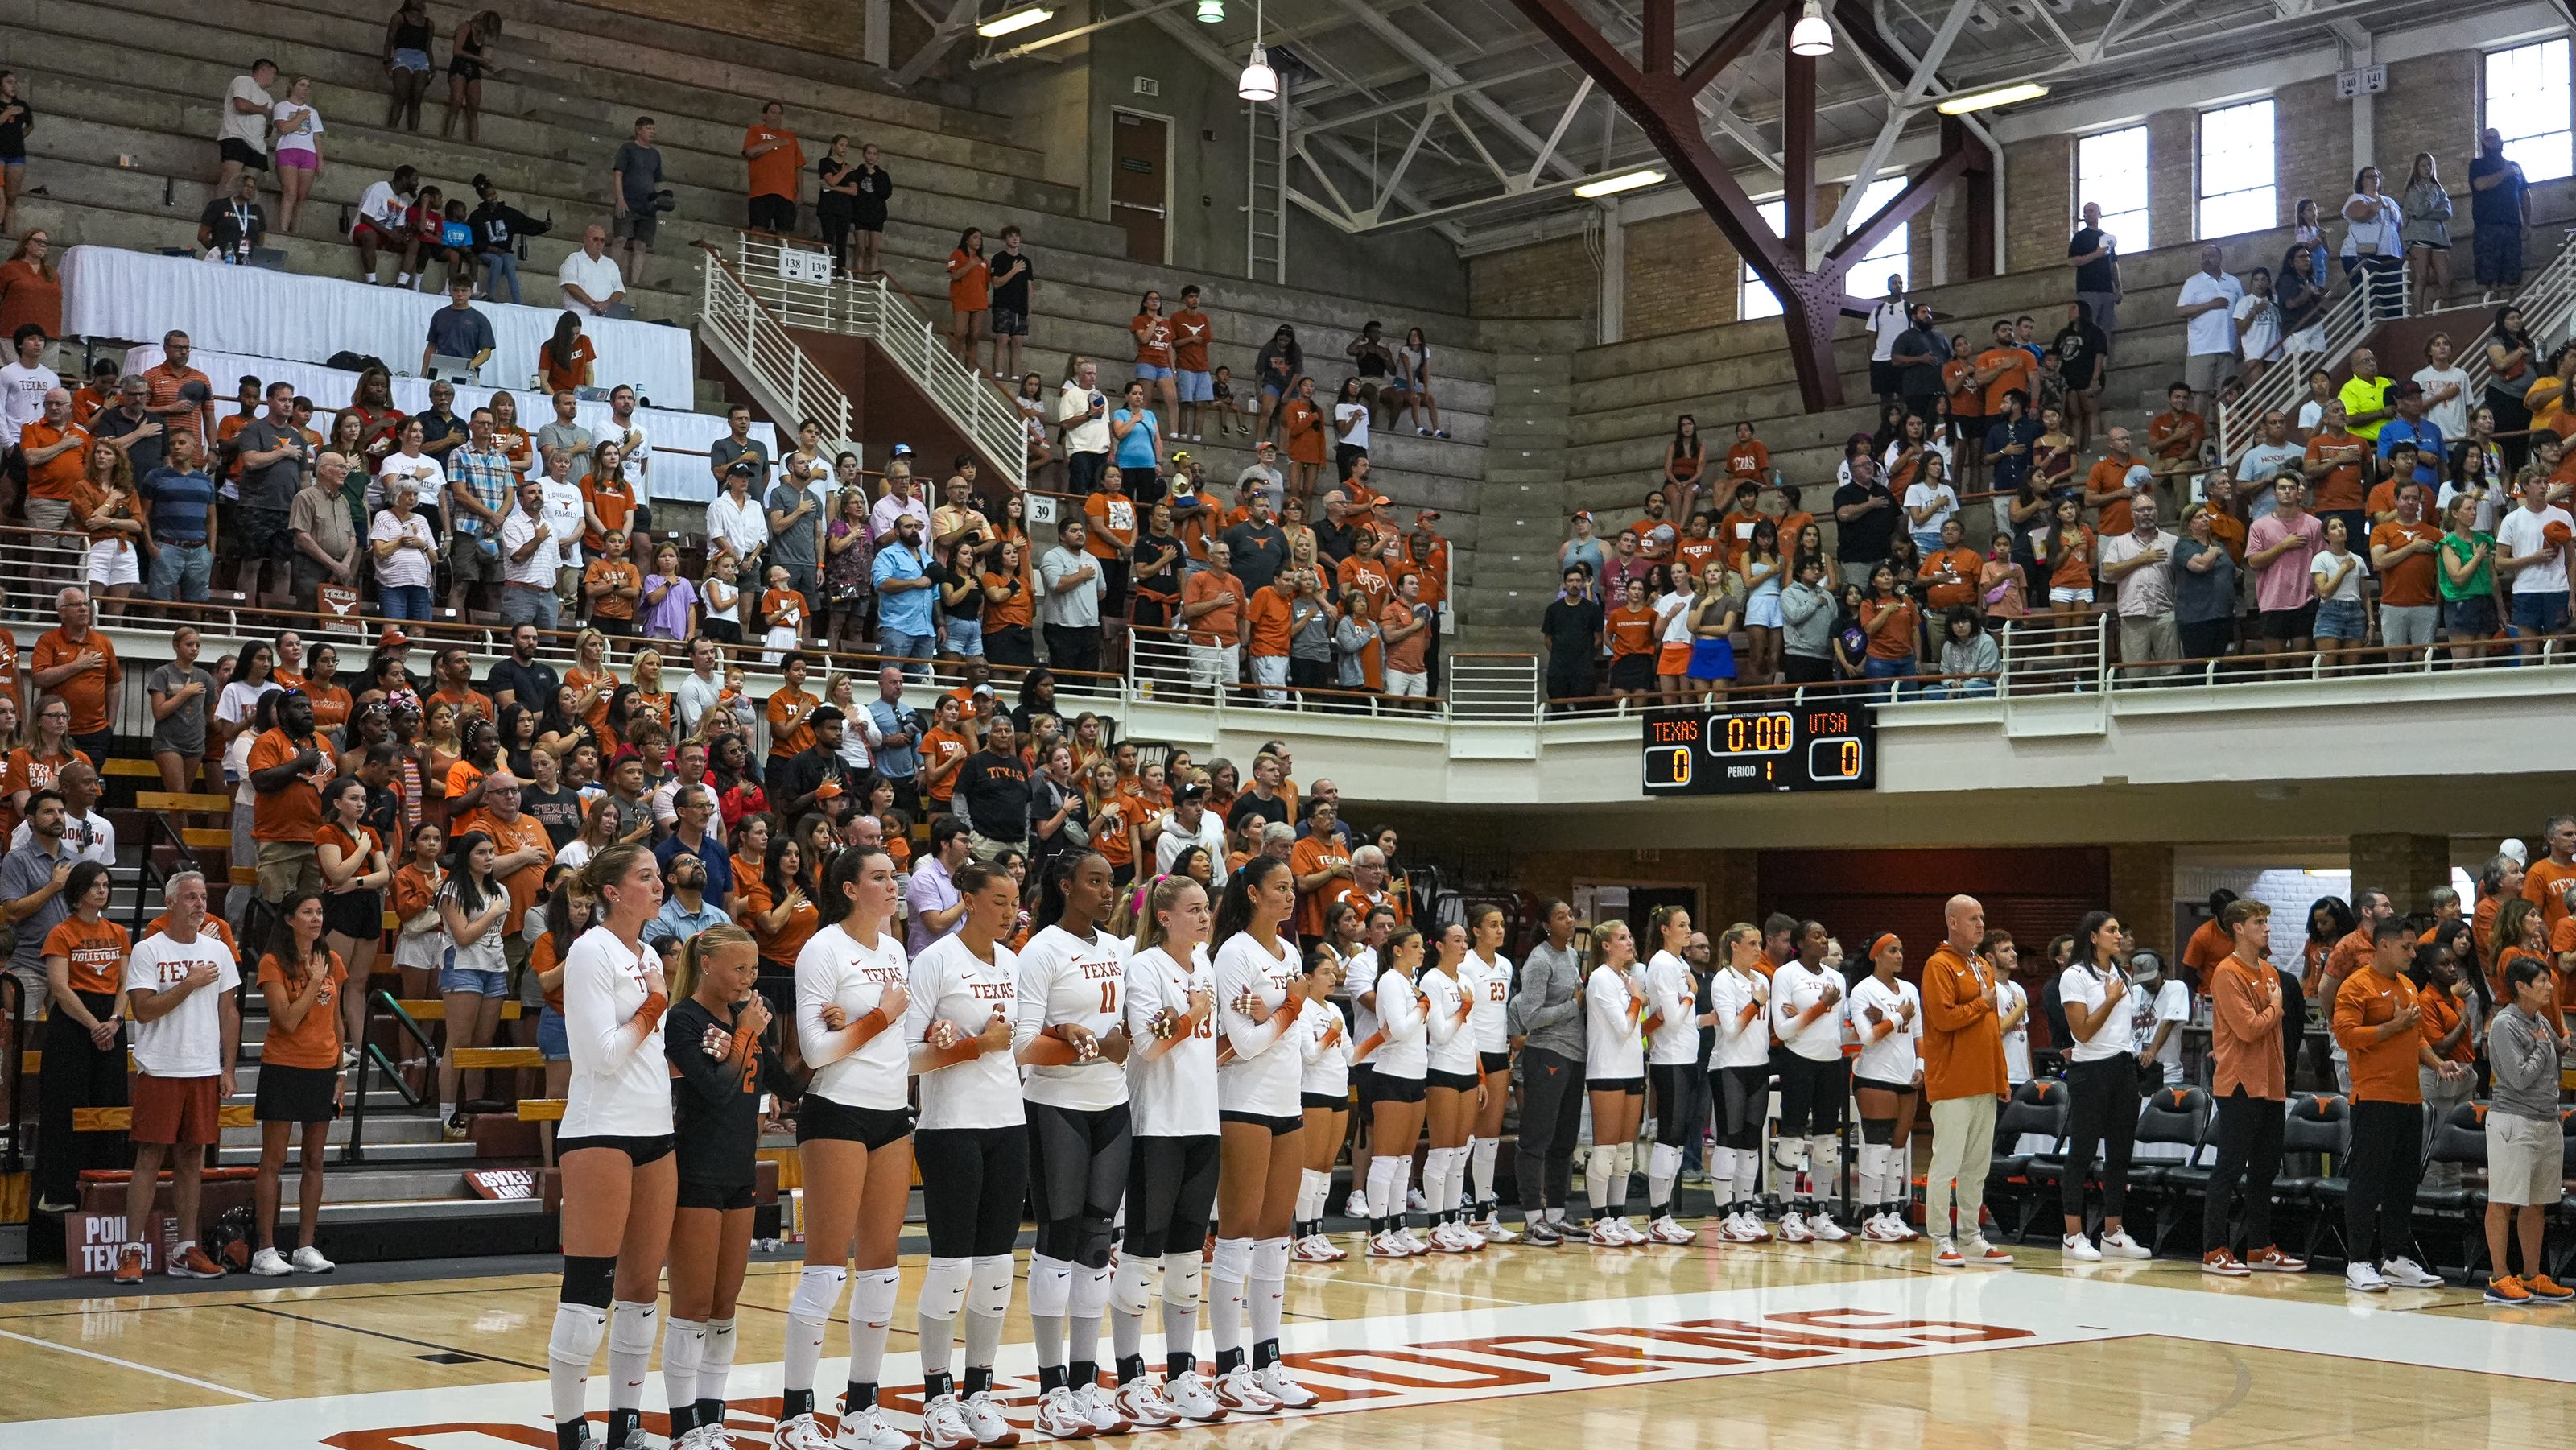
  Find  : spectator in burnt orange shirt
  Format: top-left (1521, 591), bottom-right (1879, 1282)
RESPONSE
top-left (2331, 918), bottom-right (2459, 1291)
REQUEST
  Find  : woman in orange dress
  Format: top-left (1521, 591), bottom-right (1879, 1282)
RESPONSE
top-left (945, 226), bottom-right (990, 372)
top-left (1280, 375), bottom-right (1328, 504)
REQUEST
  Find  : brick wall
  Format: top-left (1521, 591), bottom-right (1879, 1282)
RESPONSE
top-left (1510, 849), bottom-right (1761, 932)
top-left (568, 0), bottom-right (882, 64)
top-left (2107, 845), bottom-right (2178, 957)
top-left (2146, 109), bottom-right (2198, 254)
top-left (2273, 76), bottom-right (2348, 229)
top-left (2004, 133), bottom-right (2071, 275)
top-left (1466, 233), bottom-right (1596, 322)
top-left (2377, 52), bottom-right (2479, 192)
top-left (1624, 212), bottom-right (1740, 333)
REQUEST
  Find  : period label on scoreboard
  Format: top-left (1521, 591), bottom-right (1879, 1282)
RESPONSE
top-left (1641, 704), bottom-right (1876, 795)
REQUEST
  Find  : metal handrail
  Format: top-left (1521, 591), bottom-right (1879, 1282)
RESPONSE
top-left (2464, 227), bottom-right (2576, 399)
top-left (2219, 261), bottom-right (2405, 461)
top-left (341, 989), bottom-right (439, 1165)
top-left (696, 241), bottom-right (860, 465)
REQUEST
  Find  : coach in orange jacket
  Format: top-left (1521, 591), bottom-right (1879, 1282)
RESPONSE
top-left (1920, 893), bottom-right (2013, 1267)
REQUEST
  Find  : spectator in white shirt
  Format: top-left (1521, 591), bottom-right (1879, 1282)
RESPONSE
top-left (1864, 275), bottom-right (1909, 401)
top-left (556, 225), bottom-right (631, 319)
top-left (2495, 472), bottom-right (2576, 645)
top-left (498, 478), bottom-right (562, 630)
top-left (2174, 243), bottom-right (2243, 418)
top-left (0, 324), bottom-right (58, 450)
top-left (704, 459), bottom-right (770, 563)
top-left (535, 447), bottom-right (587, 605)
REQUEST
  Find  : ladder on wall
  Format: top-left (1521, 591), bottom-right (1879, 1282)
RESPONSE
top-left (1245, 95), bottom-right (1286, 285)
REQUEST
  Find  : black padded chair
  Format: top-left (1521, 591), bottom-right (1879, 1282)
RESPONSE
top-left (2281, 1093), bottom-right (2353, 1265)
top-left (2416, 1100), bottom-right (2491, 1282)
top-left (1988, 1079), bottom-right (2070, 1244)
top-left (2127, 1085), bottom-right (2214, 1254)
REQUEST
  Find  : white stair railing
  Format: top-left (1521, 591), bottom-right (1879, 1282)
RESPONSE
top-left (695, 244), bottom-right (858, 463)
top-left (2463, 227), bottom-right (2576, 397)
top-left (2219, 261), bottom-right (2405, 461)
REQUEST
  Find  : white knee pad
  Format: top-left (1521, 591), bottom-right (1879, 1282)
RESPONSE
top-left (700, 1316), bottom-right (737, 1373)
top-left (1160, 1250), bottom-right (1203, 1312)
top-left (1299, 1167), bottom-right (1328, 1220)
top-left (609, 1299), bottom-right (660, 1357)
top-left (920, 1255), bottom-right (973, 1320)
top-left (1649, 1142), bottom-right (1685, 1180)
top-left (1029, 1254), bottom-right (1075, 1318)
top-left (788, 1264), bottom-right (848, 1327)
top-left (547, 1302), bottom-right (608, 1371)
top-left (852, 1266), bottom-right (900, 1327)
top-left (1071, 1262), bottom-right (1113, 1317)
top-left (1808, 1134), bottom-right (1842, 1176)
top-left (1250, 1237), bottom-right (1291, 1281)
top-left (1210, 1236), bottom-right (1254, 1284)
top-left (968, 1255), bottom-right (1017, 1317)
top-left (1110, 1254), bottom-right (1160, 1317)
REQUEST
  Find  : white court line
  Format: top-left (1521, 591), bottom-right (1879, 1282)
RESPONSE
top-left (1363, 1280), bottom-right (1533, 1308)
top-left (0, 1325), bottom-right (270, 1402)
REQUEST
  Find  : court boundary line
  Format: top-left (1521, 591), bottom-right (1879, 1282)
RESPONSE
top-left (0, 1325), bottom-right (271, 1401)
top-left (237, 1304), bottom-right (553, 1373)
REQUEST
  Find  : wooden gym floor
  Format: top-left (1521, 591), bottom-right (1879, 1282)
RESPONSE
top-left (0, 1229), bottom-right (2570, 1448)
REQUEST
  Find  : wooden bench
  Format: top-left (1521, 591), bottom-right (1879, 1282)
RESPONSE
top-left (517, 1098), bottom-right (567, 1122)
top-left (76, 1104), bottom-right (255, 1131)
top-left (102, 758), bottom-right (161, 780)
top-left (391, 999), bottom-right (525, 1022)
top-left (452, 1047), bottom-right (545, 1071)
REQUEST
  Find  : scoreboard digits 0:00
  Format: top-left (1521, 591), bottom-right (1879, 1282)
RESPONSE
top-left (1639, 704), bottom-right (1877, 795)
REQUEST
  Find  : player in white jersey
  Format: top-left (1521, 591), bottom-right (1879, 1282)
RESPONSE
top-left (1461, 904), bottom-right (1517, 1241)
top-left (547, 843), bottom-right (675, 1450)
top-left (1340, 903), bottom-right (1395, 1221)
top-left (1418, 923), bottom-right (1484, 1252)
top-left (1640, 907), bottom-right (1705, 1243)
top-left (905, 861), bottom-right (1029, 1450)
top-left (775, 846), bottom-right (916, 1450)
top-left (1358, 924), bottom-right (1429, 1256)
top-left (1846, 932), bottom-right (1926, 1243)
top-left (1582, 919), bottom-right (1648, 1246)
top-left (1110, 876), bottom-right (1229, 1427)
top-left (1208, 857), bottom-right (1319, 1412)
top-left (1293, 948), bottom-right (1353, 1262)
top-left (1769, 921), bottom-right (1854, 1242)
top-left (1703, 923), bottom-right (1775, 1242)
top-left (1012, 852), bottom-right (1137, 1440)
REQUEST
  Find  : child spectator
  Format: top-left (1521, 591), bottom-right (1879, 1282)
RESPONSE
top-left (700, 549), bottom-right (744, 646)
top-left (583, 529), bottom-right (640, 635)
top-left (638, 542), bottom-right (698, 642)
top-left (760, 564), bottom-right (804, 666)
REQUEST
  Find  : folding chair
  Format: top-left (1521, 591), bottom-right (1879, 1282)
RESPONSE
top-left (2281, 1093), bottom-right (2353, 1266)
top-left (2128, 1085), bottom-right (2214, 1254)
top-left (1985, 1079), bottom-right (2069, 1244)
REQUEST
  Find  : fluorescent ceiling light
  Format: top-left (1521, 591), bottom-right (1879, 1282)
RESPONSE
top-left (1789, 1), bottom-right (1834, 56)
top-left (1937, 81), bottom-right (2049, 114)
top-left (1196, 0), bottom-right (1225, 20)
top-left (976, 6), bottom-right (1054, 37)
top-left (1574, 168), bottom-right (1666, 198)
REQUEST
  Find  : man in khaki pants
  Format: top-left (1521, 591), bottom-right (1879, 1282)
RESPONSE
top-left (1920, 894), bottom-right (2014, 1267)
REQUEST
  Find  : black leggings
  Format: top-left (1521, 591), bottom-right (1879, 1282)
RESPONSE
top-left (2061, 1054), bottom-right (2140, 1217)
top-left (1775, 1053), bottom-right (1848, 1136)
top-left (1649, 1063), bottom-right (1697, 1147)
top-left (35, 991), bottom-right (130, 1204)
top-left (2200, 1088), bottom-right (2285, 1254)
top-left (1028, 1101), bottom-right (1132, 1266)
top-left (2344, 1100), bottom-right (2423, 1262)
top-left (1123, 1134), bottom-right (1221, 1257)
top-left (1708, 1064), bottom-right (1769, 1149)
top-left (918, 1126), bottom-right (1030, 1258)
top-left (1514, 1046), bottom-right (1583, 1213)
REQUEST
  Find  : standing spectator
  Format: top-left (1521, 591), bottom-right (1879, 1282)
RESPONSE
top-left (214, 58), bottom-right (277, 200)
top-left (2399, 152), bottom-right (2453, 316)
top-left (1863, 275), bottom-right (1908, 400)
top-left (1180, 540), bottom-right (1245, 694)
top-left (15, 385), bottom-right (84, 529)
top-left (705, 403), bottom-right (770, 497)
top-left (2175, 243), bottom-right (2242, 418)
top-left (420, 277), bottom-right (495, 381)
top-left (440, 9), bottom-right (501, 143)
top-left (2244, 480), bottom-right (2324, 671)
top-left (2495, 470), bottom-right (2575, 646)
top-left (382, 2), bottom-right (434, 132)
top-left (1109, 379), bottom-right (1163, 506)
top-left (369, 479), bottom-right (439, 621)
top-left (2481, 956), bottom-right (2569, 1303)
top-left (2099, 494), bottom-right (2180, 678)
top-left (500, 479), bottom-right (563, 629)
top-left (2304, 398), bottom-right (2372, 551)
top-left (1831, 452), bottom-right (1897, 591)
top-left (233, 380), bottom-right (311, 604)
top-left (110, 871), bottom-right (240, 1285)
top-left (446, 408), bottom-right (513, 615)
top-left (0, 234), bottom-right (59, 345)
top-left (1381, 572), bottom-right (1434, 701)
top-left (1170, 285), bottom-right (1215, 443)
top-left (0, 322), bottom-right (55, 496)
top-left (0, 72), bottom-right (30, 238)
top-left (766, 456), bottom-right (822, 609)
top-left (1039, 518), bottom-right (1104, 675)
top-left (2369, 483), bottom-right (2443, 653)
top-left (2341, 167), bottom-right (2406, 322)
top-left (815, 134), bottom-right (860, 278)
top-left (2054, 302), bottom-right (2109, 451)
top-left (844, 140), bottom-right (892, 276)
top-left (556, 226), bottom-right (630, 319)
top-left (705, 459), bottom-right (769, 566)
top-left (1057, 357), bottom-right (1110, 497)
top-left (266, 76), bottom-right (325, 235)
top-left (989, 226), bottom-right (1034, 385)
top-left (945, 227), bottom-right (990, 372)
top-left (1539, 567), bottom-right (1603, 707)
top-left (609, 117), bottom-right (665, 288)
top-left (2172, 504), bottom-right (2240, 663)
top-left (1920, 895), bottom-right (2012, 1266)
top-left (2469, 128), bottom-right (2532, 294)
top-left (870, 512), bottom-right (935, 676)
top-left (142, 330), bottom-right (216, 455)
top-left (741, 100), bottom-right (803, 233)
top-left (2331, 919), bottom-right (2454, 1292)
top-left (142, 429), bottom-right (217, 602)
top-left (2199, 899), bottom-right (2302, 1276)
top-left (1888, 304), bottom-right (1951, 422)
top-left (2068, 200), bottom-right (2122, 337)
top-left (535, 388), bottom-right (592, 469)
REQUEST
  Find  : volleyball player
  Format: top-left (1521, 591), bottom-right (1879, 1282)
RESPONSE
top-left (1293, 948), bottom-right (1352, 1262)
top-left (664, 925), bottom-right (774, 1450)
top-left (1461, 905), bottom-right (1516, 1241)
top-left (2057, 912), bottom-right (2153, 1261)
top-left (1770, 922), bottom-right (1852, 1242)
top-left (547, 844), bottom-right (675, 1450)
top-left (1640, 907), bottom-right (1703, 1243)
top-left (249, 890), bottom-right (344, 1276)
top-left (1209, 856), bottom-right (1320, 1411)
top-left (1419, 922), bottom-right (1482, 1251)
top-left (1846, 933), bottom-right (1924, 1243)
top-left (1339, 904), bottom-right (1391, 1222)
top-left (1112, 875), bottom-right (1228, 1427)
top-left (1013, 851), bottom-right (1136, 1440)
top-left (775, 846), bottom-right (916, 1450)
top-left (906, 861), bottom-right (1028, 1450)
top-left (1703, 923), bottom-right (1773, 1243)
top-left (1582, 919), bottom-right (1646, 1246)
top-left (1360, 924), bottom-right (1429, 1257)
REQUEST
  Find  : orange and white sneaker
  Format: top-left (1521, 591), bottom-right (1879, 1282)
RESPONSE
top-left (2246, 1245), bottom-right (2307, 1274)
top-left (2486, 1274), bottom-right (2533, 1306)
top-left (112, 1245), bottom-right (147, 1285)
top-left (2524, 1274), bottom-right (2574, 1302)
top-left (2202, 1249), bottom-right (2252, 1278)
top-left (166, 1243), bottom-right (227, 1279)
top-left (1213, 1365), bottom-right (1278, 1415)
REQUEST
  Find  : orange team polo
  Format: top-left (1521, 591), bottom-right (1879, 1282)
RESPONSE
top-left (31, 627), bottom-right (121, 736)
top-left (1182, 569), bottom-right (1245, 648)
top-left (2331, 965), bottom-right (2425, 1104)
top-left (1918, 942), bottom-right (2007, 1101)
top-left (744, 125), bottom-right (805, 202)
top-left (246, 727), bottom-right (327, 842)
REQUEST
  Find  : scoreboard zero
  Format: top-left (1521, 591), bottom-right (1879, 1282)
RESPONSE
top-left (1640, 704), bottom-right (1876, 795)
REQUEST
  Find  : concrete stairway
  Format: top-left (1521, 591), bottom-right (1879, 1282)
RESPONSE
top-left (1454, 324), bottom-right (1583, 655)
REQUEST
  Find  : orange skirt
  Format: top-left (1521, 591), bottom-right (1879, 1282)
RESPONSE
top-left (1656, 642), bottom-right (1694, 675)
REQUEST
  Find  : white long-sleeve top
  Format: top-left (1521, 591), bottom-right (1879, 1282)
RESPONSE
top-left (1298, 996), bottom-right (1352, 1097)
top-left (1771, 960), bottom-right (1847, 1062)
top-left (1012, 923), bottom-right (1131, 1111)
top-left (1847, 975), bottom-right (1922, 1084)
top-left (1583, 963), bottom-right (1645, 1079)
top-left (1420, 966), bottom-right (1476, 1075)
top-left (906, 934), bottom-right (1024, 1130)
top-left (1706, 966), bottom-right (1772, 1068)
top-left (1643, 948), bottom-right (1703, 1067)
top-left (560, 926), bottom-right (673, 1138)
top-left (1368, 966), bottom-right (1426, 1078)
top-left (1214, 931), bottom-right (1302, 1117)
top-left (1124, 943), bottom-right (1219, 1138)
top-left (1464, 949), bottom-right (1513, 1053)
top-left (795, 920), bottom-right (912, 1110)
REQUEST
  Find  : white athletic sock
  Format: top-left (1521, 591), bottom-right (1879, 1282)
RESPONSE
top-left (1030, 1254), bottom-right (1074, 1369)
top-left (663, 1316), bottom-right (705, 1415)
top-left (697, 1316), bottom-right (737, 1422)
top-left (1249, 1237), bottom-right (1290, 1350)
top-left (1546, 1206), bottom-right (1567, 1224)
top-left (1160, 1250), bottom-right (1202, 1365)
top-left (1069, 1263), bottom-right (1111, 1379)
top-left (965, 1256), bottom-right (1014, 1372)
top-left (1421, 1146), bottom-right (1450, 1218)
top-left (1609, 1144), bottom-right (1633, 1211)
top-left (547, 1302), bottom-right (608, 1440)
top-left (1856, 1142), bottom-right (1885, 1212)
top-left (849, 1266), bottom-right (900, 1390)
top-left (1710, 1146), bottom-right (1740, 1209)
top-left (783, 1264), bottom-right (845, 1395)
top-left (1209, 1237), bottom-right (1253, 1353)
top-left (1470, 1136), bottom-right (1501, 1206)
top-left (1734, 1141), bottom-right (1761, 1207)
top-left (1808, 1134), bottom-right (1842, 1212)
top-left (607, 1300), bottom-right (658, 1415)
top-left (1586, 1144), bottom-right (1618, 1220)
top-left (1647, 1141), bottom-right (1683, 1213)
top-left (1366, 1154), bottom-right (1402, 1224)
top-left (1110, 1253), bottom-right (1157, 1362)
top-left (918, 1256), bottom-right (972, 1389)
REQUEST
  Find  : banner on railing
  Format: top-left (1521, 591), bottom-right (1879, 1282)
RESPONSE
top-left (318, 585), bottom-right (364, 634)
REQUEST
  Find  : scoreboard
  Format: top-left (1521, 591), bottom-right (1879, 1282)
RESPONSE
top-left (1640, 704), bottom-right (1876, 795)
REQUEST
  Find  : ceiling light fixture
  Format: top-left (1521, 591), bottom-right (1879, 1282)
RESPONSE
top-left (1195, 0), bottom-right (1225, 22)
top-left (1789, 0), bottom-right (1835, 56)
top-left (976, 5), bottom-right (1054, 37)
top-left (1937, 81), bottom-right (2049, 114)
top-left (1238, 0), bottom-right (1277, 101)
top-left (1574, 168), bottom-right (1667, 199)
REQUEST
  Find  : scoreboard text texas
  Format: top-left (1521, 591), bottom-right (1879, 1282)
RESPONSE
top-left (1641, 705), bottom-right (1877, 795)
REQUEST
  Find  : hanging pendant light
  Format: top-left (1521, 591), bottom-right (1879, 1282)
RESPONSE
top-left (1789, 0), bottom-right (1835, 56)
top-left (1195, 0), bottom-right (1224, 22)
top-left (1240, 0), bottom-right (1278, 101)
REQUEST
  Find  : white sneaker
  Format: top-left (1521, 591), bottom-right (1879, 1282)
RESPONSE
top-left (1777, 1212), bottom-right (1814, 1244)
top-left (1290, 1234), bottom-right (1335, 1263)
top-left (1612, 1217), bottom-right (1649, 1246)
top-left (1258, 1363), bottom-right (1319, 1409)
top-left (1479, 1211), bottom-right (1520, 1243)
top-left (837, 1405), bottom-right (914, 1450)
top-left (1806, 1213), bottom-right (1851, 1243)
top-left (1071, 1382), bottom-right (1129, 1435)
top-left (1719, 1212), bottom-right (1763, 1243)
top-left (2345, 1261), bottom-right (2389, 1292)
top-left (1426, 1221), bottom-right (1471, 1254)
top-left (1645, 1215), bottom-right (1695, 1244)
top-left (2381, 1257), bottom-right (2444, 1289)
top-left (1738, 1212), bottom-right (1776, 1242)
top-left (1312, 1233), bottom-right (1348, 1262)
top-left (1344, 1190), bottom-right (1370, 1220)
top-left (963, 1390), bottom-right (1021, 1445)
top-left (1394, 1226), bottom-right (1430, 1254)
top-left (1861, 1214), bottom-right (1910, 1243)
top-left (1162, 1369), bottom-right (1227, 1423)
top-left (2062, 1233), bottom-right (2103, 1262)
top-left (777, 1411), bottom-right (836, 1450)
top-left (1586, 1219), bottom-right (1627, 1246)
top-left (2100, 1229), bottom-right (2152, 1260)
top-left (1366, 1231), bottom-right (1410, 1258)
top-left (1113, 1378), bottom-right (1179, 1430)
top-left (1456, 1221), bottom-right (1488, 1249)
top-left (291, 1245), bottom-right (336, 1274)
top-left (917, 1395), bottom-right (977, 1450)
top-left (1214, 1365), bottom-right (1279, 1414)
top-left (249, 1247), bottom-right (292, 1277)
top-left (1406, 1188), bottom-right (1429, 1212)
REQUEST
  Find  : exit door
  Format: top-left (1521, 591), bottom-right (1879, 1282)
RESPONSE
top-left (1111, 109), bottom-right (1170, 264)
